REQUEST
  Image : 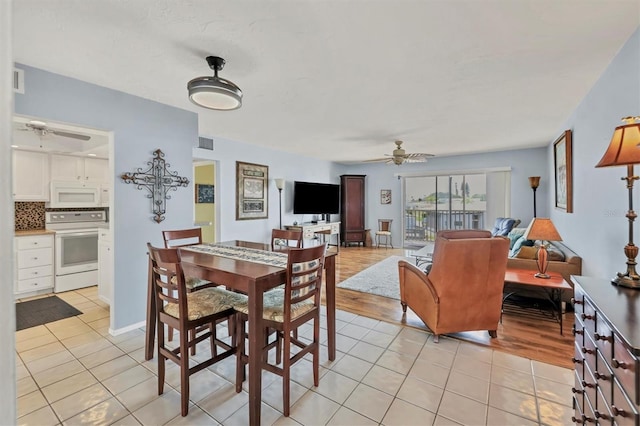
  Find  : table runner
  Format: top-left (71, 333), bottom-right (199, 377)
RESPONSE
top-left (182, 243), bottom-right (288, 268)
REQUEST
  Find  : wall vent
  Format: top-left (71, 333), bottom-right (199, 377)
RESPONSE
top-left (198, 137), bottom-right (214, 150)
top-left (13, 68), bottom-right (24, 94)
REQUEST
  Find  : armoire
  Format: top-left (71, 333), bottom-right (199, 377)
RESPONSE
top-left (340, 174), bottom-right (366, 246)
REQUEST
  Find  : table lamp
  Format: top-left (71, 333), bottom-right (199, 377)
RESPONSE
top-left (596, 116), bottom-right (640, 288)
top-left (523, 218), bottom-right (562, 279)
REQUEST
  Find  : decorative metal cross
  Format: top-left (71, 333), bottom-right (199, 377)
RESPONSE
top-left (121, 149), bottom-right (190, 223)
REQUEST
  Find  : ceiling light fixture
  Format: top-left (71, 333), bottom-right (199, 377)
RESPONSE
top-left (187, 56), bottom-right (242, 111)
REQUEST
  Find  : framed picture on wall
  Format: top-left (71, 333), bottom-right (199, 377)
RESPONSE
top-left (553, 129), bottom-right (573, 213)
top-left (236, 161), bottom-right (269, 220)
top-left (195, 184), bottom-right (214, 203)
top-left (380, 189), bottom-right (391, 204)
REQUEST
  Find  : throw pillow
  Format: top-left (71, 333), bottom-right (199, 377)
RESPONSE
top-left (509, 235), bottom-right (535, 257)
top-left (547, 245), bottom-right (566, 262)
top-left (507, 228), bottom-right (527, 250)
top-left (515, 246), bottom-right (538, 259)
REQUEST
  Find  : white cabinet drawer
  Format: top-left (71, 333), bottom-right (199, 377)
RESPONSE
top-left (18, 265), bottom-right (53, 281)
top-left (16, 235), bottom-right (53, 250)
top-left (17, 248), bottom-right (53, 268)
top-left (16, 276), bottom-right (54, 292)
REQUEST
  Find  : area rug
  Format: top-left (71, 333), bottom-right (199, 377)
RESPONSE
top-left (16, 296), bottom-right (83, 331)
top-left (338, 256), bottom-right (412, 300)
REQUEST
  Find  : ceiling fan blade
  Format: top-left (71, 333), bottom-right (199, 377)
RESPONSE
top-left (51, 130), bottom-right (91, 141)
top-left (362, 157), bottom-right (390, 163)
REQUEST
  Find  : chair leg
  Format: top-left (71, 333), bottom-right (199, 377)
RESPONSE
top-left (313, 315), bottom-right (319, 388)
top-left (282, 330), bottom-right (291, 417)
top-left (235, 315), bottom-right (245, 393)
top-left (157, 321), bottom-right (166, 396)
top-left (489, 330), bottom-right (498, 338)
top-left (180, 326), bottom-right (190, 416)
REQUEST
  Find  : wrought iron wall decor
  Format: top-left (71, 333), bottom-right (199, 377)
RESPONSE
top-left (120, 149), bottom-right (190, 223)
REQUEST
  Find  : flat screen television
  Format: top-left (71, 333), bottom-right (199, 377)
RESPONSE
top-left (293, 181), bottom-right (340, 215)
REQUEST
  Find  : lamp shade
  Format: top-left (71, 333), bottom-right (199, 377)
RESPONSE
top-left (596, 117), bottom-right (640, 167)
top-left (528, 176), bottom-right (540, 189)
top-left (523, 218), bottom-right (562, 242)
top-left (274, 178), bottom-right (285, 190)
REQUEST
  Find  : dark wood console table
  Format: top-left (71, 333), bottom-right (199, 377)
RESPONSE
top-left (571, 275), bottom-right (640, 424)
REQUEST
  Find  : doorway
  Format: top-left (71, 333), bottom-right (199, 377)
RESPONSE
top-left (193, 161), bottom-right (216, 243)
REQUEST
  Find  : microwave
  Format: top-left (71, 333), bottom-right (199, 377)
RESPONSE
top-left (48, 181), bottom-right (101, 208)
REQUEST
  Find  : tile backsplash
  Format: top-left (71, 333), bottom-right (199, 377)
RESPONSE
top-left (15, 202), bottom-right (46, 231)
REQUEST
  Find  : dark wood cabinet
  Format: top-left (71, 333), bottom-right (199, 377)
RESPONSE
top-left (340, 175), bottom-right (366, 246)
top-left (571, 275), bottom-right (640, 425)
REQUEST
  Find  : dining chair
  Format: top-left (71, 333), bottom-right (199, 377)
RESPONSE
top-left (147, 243), bottom-right (246, 417)
top-left (376, 219), bottom-right (393, 248)
top-left (234, 243), bottom-right (327, 416)
top-left (271, 228), bottom-right (303, 251)
top-left (162, 228), bottom-right (221, 349)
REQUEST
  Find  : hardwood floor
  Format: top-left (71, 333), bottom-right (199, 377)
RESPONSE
top-left (326, 245), bottom-right (574, 369)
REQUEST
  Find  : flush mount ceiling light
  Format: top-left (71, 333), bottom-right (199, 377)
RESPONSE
top-left (187, 56), bottom-right (242, 111)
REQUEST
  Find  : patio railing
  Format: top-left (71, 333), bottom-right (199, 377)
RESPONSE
top-left (405, 209), bottom-right (486, 246)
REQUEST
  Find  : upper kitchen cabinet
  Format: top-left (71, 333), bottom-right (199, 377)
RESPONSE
top-left (51, 154), bottom-right (108, 183)
top-left (12, 150), bottom-right (50, 201)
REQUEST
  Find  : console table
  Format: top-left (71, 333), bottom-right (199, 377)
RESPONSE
top-left (571, 275), bottom-right (640, 425)
top-left (285, 222), bottom-right (340, 251)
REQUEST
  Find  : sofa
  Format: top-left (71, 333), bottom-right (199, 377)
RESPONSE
top-left (505, 227), bottom-right (582, 303)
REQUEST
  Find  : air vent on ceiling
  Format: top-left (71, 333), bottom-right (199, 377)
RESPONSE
top-left (13, 68), bottom-right (24, 94)
top-left (198, 137), bottom-right (214, 150)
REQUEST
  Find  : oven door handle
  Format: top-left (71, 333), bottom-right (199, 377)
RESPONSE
top-left (58, 231), bottom-right (99, 237)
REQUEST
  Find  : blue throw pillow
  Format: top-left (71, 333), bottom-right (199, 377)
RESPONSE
top-left (506, 228), bottom-right (527, 250)
top-left (510, 235), bottom-right (535, 257)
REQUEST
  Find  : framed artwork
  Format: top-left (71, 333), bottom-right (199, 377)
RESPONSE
top-left (236, 161), bottom-right (269, 220)
top-left (195, 184), bottom-right (214, 203)
top-left (553, 129), bottom-right (573, 213)
top-left (380, 189), bottom-right (392, 204)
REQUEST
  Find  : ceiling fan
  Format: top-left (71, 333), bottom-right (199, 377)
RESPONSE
top-left (19, 120), bottom-right (91, 141)
top-left (364, 140), bottom-right (434, 165)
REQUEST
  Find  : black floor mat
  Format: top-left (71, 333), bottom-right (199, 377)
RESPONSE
top-left (16, 296), bottom-right (83, 331)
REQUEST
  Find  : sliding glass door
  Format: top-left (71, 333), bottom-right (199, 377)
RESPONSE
top-left (404, 172), bottom-right (495, 248)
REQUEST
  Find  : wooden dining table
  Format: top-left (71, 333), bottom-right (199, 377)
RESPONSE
top-left (144, 240), bottom-right (337, 425)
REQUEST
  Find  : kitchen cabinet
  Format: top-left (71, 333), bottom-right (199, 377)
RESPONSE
top-left (15, 234), bottom-right (54, 296)
top-left (100, 184), bottom-right (110, 207)
top-left (12, 150), bottom-right (50, 201)
top-left (98, 229), bottom-right (112, 305)
top-left (51, 154), bottom-right (108, 183)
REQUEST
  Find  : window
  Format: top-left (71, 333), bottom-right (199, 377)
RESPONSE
top-left (402, 169), bottom-right (511, 247)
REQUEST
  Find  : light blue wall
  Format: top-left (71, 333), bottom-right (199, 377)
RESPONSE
top-left (552, 27), bottom-right (640, 279)
top-left (337, 147), bottom-right (549, 242)
top-left (14, 64), bottom-right (198, 330)
top-left (193, 140), bottom-right (340, 244)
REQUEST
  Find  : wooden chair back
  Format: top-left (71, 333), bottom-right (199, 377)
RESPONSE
top-left (147, 243), bottom-right (187, 326)
top-left (378, 219), bottom-right (393, 232)
top-left (162, 228), bottom-right (203, 248)
top-left (284, 244), bottom-right (326, 322)
top-left (271, 228), bottom-right (303, 251)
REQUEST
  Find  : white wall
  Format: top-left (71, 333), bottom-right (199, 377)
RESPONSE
top-left (1, 0), bottom-right (16, 422)
top-left (551, 27), bottom-right (640, 279)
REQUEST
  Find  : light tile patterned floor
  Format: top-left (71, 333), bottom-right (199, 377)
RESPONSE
top-left (15, 287), bottom-right (574, 425)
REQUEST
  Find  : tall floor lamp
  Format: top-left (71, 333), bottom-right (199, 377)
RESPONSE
top-left (529, 176), bottom-right (540, 217)
top-left (275, 178), bottom-right (285, 229)
top-left (596, 116), bottom-right (640, 288)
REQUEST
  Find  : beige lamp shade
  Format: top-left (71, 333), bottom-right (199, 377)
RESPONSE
top-left (596, 117), bottom-right (640, 167)
top-left (523, 218), bottom-right (562, 242)
top-left (274, 178), bottom-right (285, 190)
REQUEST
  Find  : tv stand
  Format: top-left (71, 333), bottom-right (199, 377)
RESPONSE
top-left (285, 221), bottom-right (341, 252)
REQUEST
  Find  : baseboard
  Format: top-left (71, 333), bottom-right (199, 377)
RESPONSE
top-left (109, 319), bottom-right (145, 336)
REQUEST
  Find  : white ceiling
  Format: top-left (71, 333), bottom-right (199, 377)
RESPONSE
top-left (12, 0), bottom-right (639, 163)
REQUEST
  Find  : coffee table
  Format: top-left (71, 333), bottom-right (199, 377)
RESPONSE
top-left (502, 268), bottom-right (572, 335)
top-left (411, 245), bottom-right (434, 268)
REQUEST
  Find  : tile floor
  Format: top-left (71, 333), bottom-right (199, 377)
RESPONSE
top-left (15, 287), bottom-right (574, 425)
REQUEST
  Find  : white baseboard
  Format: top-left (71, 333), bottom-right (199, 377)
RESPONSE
top-left (109, 320), bottom-right (145, 336)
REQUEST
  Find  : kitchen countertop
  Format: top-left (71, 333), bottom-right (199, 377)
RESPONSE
top-left (15, 229), bottom-right (56, 236)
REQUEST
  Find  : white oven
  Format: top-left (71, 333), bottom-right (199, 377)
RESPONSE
top-left (46, 210), bottom-right (106, 292)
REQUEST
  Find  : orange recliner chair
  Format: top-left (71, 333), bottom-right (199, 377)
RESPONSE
top-left (398, 230), bottom-right (509, 342)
